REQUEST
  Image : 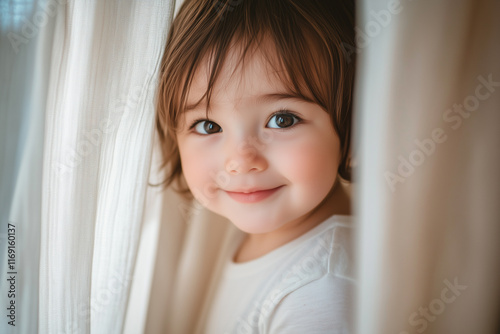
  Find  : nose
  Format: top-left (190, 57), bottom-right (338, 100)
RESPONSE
top-left (225, 139), bottom-right (268, 175)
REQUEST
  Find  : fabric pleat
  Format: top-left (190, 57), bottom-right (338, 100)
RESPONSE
top-left (354, 1), bottom-right (500, 333)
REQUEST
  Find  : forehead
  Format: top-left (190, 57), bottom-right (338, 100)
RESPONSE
top-left (186, 38), bottom-right (291, 108)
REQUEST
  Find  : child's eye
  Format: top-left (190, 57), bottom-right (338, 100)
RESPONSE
top-left (266, 111), bottom-right (301, 129)
top-left (191, 120), bottom-right (222, 135)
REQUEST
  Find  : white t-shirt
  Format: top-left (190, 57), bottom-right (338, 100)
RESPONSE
top-left (203, 215), bottom-right (356, 334)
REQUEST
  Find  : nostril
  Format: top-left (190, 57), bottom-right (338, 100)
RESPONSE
top-left (226, 159), bottom-right (240, 174)
top-left (225, 153), bottom-right (268, 174)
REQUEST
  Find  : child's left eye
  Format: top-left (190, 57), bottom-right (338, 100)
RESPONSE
top-left (266, 112), bottom-right (301, 129)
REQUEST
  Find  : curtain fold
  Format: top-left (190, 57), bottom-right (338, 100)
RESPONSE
top-left (2, 0), bottom-right (174, 333)
top-left (40, 1), bottom-right (173, 332)
top-left (144, 182), bottom-right (234, 334)
top-left (354, 1), bottom-right (500, 333)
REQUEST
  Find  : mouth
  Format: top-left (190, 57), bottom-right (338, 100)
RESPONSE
top-left (225, 186), bottom-right (284, 203)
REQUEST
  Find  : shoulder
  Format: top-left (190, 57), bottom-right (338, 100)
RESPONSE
top-left (325, 217), bottom-right (356, 280)
top-left (266, 274), bottom-right (355, 334)
top-left (296, 216), bottom-right (356, 281)
top-left (261, 218), bottom-right (356, 333)
top-left (271, 216), bottom-right (356, 296)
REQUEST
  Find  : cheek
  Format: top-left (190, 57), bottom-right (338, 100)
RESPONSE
top-left (274, 133), bottom-right (340, 188)
top-left (178, 141), bottom-right (218, 193)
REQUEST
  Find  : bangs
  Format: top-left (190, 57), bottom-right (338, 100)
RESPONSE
top-left (162, 0), bottom-right (348, 129)
top-left (178, 34), bottom-right (324, 122)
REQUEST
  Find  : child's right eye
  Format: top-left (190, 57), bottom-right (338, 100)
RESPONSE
top-left (190, 120), bottom-right (222, 135)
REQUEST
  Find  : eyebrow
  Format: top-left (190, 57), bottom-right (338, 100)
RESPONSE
top-left (184, 92), bottom-right (314, 112)
top-left (259, 93), bottom-right (314, 104)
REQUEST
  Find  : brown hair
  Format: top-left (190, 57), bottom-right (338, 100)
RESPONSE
top-left (156, 0), bottom-right (356, 194)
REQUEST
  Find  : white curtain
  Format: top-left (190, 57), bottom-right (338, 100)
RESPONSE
top-left (0, 0), bottom-right (174, 333)
top-left (354, 0), bottom-right (500, 333)
top-left (1, 0), bottom-right (499, 334)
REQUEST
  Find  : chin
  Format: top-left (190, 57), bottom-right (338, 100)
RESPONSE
top-left (224, 211), bottom-right (286, 235)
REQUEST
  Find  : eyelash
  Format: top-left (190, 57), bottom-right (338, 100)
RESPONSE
top-left (269, 109), bottom-right (303, 129)
top-left (187, 109), bottom-right (303, 133)
top-left (188, 118), bottom-right (211, 130)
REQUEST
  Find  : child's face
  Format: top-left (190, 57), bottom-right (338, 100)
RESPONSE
top-left (176, 43), bottom-right (342, 234)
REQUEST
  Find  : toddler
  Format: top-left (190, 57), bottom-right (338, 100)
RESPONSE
top-left (156, 0), bottom-right (356, 332)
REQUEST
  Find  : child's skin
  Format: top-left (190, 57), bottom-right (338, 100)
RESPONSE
top-left (176, 39), bottom-right (351, 262)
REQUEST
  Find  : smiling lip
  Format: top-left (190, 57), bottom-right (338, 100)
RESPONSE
top-left (225, 186), bottom-right (283, 203)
